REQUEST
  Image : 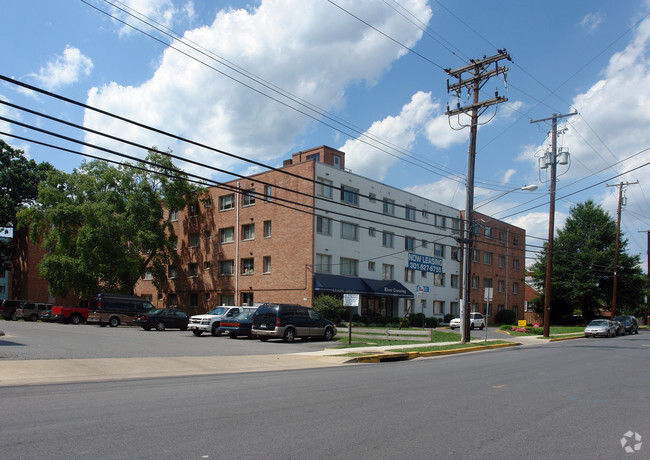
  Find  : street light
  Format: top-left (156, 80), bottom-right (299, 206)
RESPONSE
top-left (474, 184), bottom-right (538, 210)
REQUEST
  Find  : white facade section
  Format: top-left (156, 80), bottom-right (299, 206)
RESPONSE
top-left (313, 162), bottom-right (461, 318)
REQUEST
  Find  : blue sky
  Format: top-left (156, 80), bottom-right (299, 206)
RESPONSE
top-left (2, 0), bottom-right (650, 271)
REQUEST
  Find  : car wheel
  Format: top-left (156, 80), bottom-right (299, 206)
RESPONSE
top-left (180, 325), bottom-right (187, 331)
top-left (259, 336), bottom-right (269, 342)
top-left (192, 330), bottom-right (203, 336)
top-left (10, 311), bottom-right (18, 321)
top-left (323, 327), bottom-right (334, 341)
top-left (470, 323), bottom-right (475, 330)
top-left (71, 314), bottom-right (82, 325)
top-left (211, 323), bottom-right (221, 337)
top-left (29, 314), bottom-right (39, 321)
top-left (634, 328), bottom-right (639, 334)
top-left (109, 317), bottom-right (119, 327)
top-left (229, 333), bottom-right (238, 339)
top-left (450, 326), bottom-right (455, 330)
top-left (282, 328), bottom-right (296, 343)
top-left (156, 321), bottom-right (166, 331)
top-left (479, 324), bottom-right (484, 330)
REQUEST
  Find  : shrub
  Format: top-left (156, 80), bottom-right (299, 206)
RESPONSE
top-left (443, 313), bottom-right (455, 324)
top-left (495, 309), bottom-right (516, 325)
top-left (312, 294), bottom-right (346, 323)
top-left (410, 313), bottom-right (426, 327)
top-left (425, 317), bottom-right (439, 328)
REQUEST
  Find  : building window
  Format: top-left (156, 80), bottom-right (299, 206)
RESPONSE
top-left (451, 247), bottom-right (460, 261)
top-left (241, 258), bottom-right (254, 275)
top-left (382, 231), bottom-right (394, 248)
top-left (404, 268), bottom-right (415, 283)
top-left (498, 255), bottom-right (506, 268)
top-left (204, 230), bottom-right (211, 240)
top-left (203, 198), bottom-right (212, 209)
top-left (341, 222), bottom-right (359, 241)
top-left (472, 249), bottom-right (479, 262)
top-left (382, 264), bottom-right (394, 280)
top-left (168, 294), bottom-right (177, 307)
top-left (369, 227), bottom-right (376, 237)
top-left (422, 209), bottom-right (429, 219)
top-left (241, 223), bottom-right (255, 241)
top-left (220, 227), bottom-right (234, 244)
top-left (422, 239), bottom-right (428, 248)
top-left (188, 202), bottom-right (199, 218)
top-left (368, 261), bottom-right (376, 271)
top-left (499, 231), bottom-right (506, 243)
top-left (434, 243), bottom-right (445, 258)
top-left (242, 189), bottom-right (256, 207)
top-left (188, 263), bottom-right (198, 278)
top-left (421, 271), bottom-right (427, 278)
top-left (316, 216), bottom-right (332, 236)
top-left (316, 177), bottom-right (332, 198)
top-left (241, 292), bottom-right (254, 306)
top-left (483, 278), bottom-right (493, 289)
top-left (435, 214), bottom-right (446, 228)
top-left (484, 227), bottom-right (493, 239)
top-left (189, 232), bottom-right (199, 248)
top-left (218, 294), bottom-right (234, 305)
top-left (513, 259), bottom-right (520, 271)
top-left (340, 258), bottom-right (358, 276)
top-left (451, 218), bottom-right (461, 232)
top-left (405, 205), bottom-right (416, 221)
top-left (369, 193), bottom-right (377, 203)
top-left (204, 261), bottom-right (211, 271)
top-left (451, 274), bottom-right (459, 288)
top-left (405, 236), bottom-right (415, 251)
top-left (498, 280), bottom-right (505, 293)
top-left (434, 273), bottom-right (445, 287)
top-left (433, 301), bottom-right (444, 315)
top-left (315, 254), bottom-right (331, 273)
top-left (307, 153), bottom-right (320, 162)
top-left (383, 198), bottom-right (395, 216)
top-left (483, 252), bottom-right (493, 265)
top-left (144, 268), bottom-right (153, 280)
top-left (189, 293), bottom-right (199, 308)
top-left (332, 154), bottom-right (341, 168)
top-left (471, 276), bottom-right (479, 289)
top-left (264, 185), bottom-right (272, 202)
top-left (513, 236), bottom-right (520, 247)
top-left (513, 282), bottom-right (519, 294)
top-left (169, 209), bottom-right (178, 222)
top-left (341, 185), bottom-right (359, 205)
top-left (219, 260), bottom-right (234, 276)
top-left (263, 256), bottom-right (271, 274)
top-left (219, 194), bottom-right (235, 211)
top-left (264, 220), bottom-right (272, 238)
top-left (168, 265), bottom-right (177, 279)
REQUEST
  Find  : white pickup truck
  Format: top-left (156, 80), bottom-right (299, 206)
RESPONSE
top-left (188, 306), bottom-right (257, 336)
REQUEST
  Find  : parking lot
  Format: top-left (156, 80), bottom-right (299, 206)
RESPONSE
top-left (0, 320), bottom-right (337, 360)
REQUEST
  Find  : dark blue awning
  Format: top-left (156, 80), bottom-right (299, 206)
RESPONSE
top-left (313, 274), bottom-right (413, 298)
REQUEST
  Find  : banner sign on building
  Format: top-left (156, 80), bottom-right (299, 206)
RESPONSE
top-left (416, 285), bottom-right (429, 295)
top-left (408, 253), bottom-right (443, 273)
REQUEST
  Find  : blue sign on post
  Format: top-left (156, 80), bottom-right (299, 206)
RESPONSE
top-left (408, 253), bottom-right (443, 273)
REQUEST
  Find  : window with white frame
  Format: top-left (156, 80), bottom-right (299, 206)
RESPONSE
top-left (341, 185), bottom-right (359, 205)
top-left (382, 264), bottom-right (394, 280)
top-left (405, 205), bottom-right (416, 221)
top-left (513, 235), bottom-right (520, 247)
top-left (340, 258), bottom-right (358, 276)
top-left (369, 227), bottom-right (376, 237)
top-left (483, 252), bottom-right (493, 265)
top-left (316, 216), bottom-right (332, 236)
top-left (263, 185), bottom-right (272, 202)
top-left (369, 193), bottom-right (377, 203)
top-left (513, 282), bottom-right (519, 294)
top-left (382, 231), bottom-right (394, 248)
top-left (435, 214), bottom-right (446, 228)
top-left (188, 263), bottom-right (198, 278)
top-left (513, 259), bottom-right (520, 270)
top-left (471, 276), bottom-right (479, 289)
top-left (434, 243), bottom-right (445, 257)
top-left (451, 274), bottom-right (459, 288)
top-left (263, 256), bottom-right (271, 274)
top-left (220, 227), bottom-right (234, 244)
top-left (204, 261), bottom-right (211, 271)
top-left (368, 261), bottom-right (376, 271)
top-left (241, 258), bottom-right (254, 275)
top-left (264, 220), bottom-right (272, 238)
top-left (316, 177), bottom-right (332, 198)
top-left (242, 189), bottom-right (256, 207)
top-left (241, 223), bottom-right (255, 241)
top-left (499, 231), bottom-right (506, 243)
top-left (219, 260), bottom-right (234, 276)
top-left (189, 232), bottom-right (199, 248)
top-left (484, 227), bottom-right (493, 239)
top-left (383, 198), bottom-right (395, 216)
top-left (144, 268), bottom-right (153, 280)
top-left (498, 280), bottom-right (505, 293)
top-left (433, 301), bottom-right (444, 315)
top-left (405, 236), bottom-right (415, 251)
top-left (315, 254), bottom-right (331, 273)
top-left (168, 265), bottom-right (177, 279)
top-left (404, 268), bottom-right (415, 283)
top-left (169, 209), bottom-right (178, 222)
top-left (434, 273), bottom-right (445, 287)
top-left (188, 203), bottom-right (199, 218)
top-left (340, 222), bottom-right (358, 241)
top-left (219, 194), bottom-right (235, 211)
top-left (498, 255), bottom-right (506, 268)
top-left (472, 249), bottom-right (479, 262)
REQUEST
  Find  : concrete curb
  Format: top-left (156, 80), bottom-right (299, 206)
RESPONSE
top-left (354, 342), bottom-right (520, 363)
top-left (548, 335), bottom-right (584, 342)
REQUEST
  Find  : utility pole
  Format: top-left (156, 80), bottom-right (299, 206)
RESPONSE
top-left (445, 49), bottom-right (510, 343)
top-left (640, 230), bottom-right (650, 326)
top-left (530, 112), bottom-right (577, 337)
top-left (606, 181), bottom-right (638, 318)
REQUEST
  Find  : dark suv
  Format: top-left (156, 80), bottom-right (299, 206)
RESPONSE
top-left (1, 299), bottom-right (30, 321)
top-left (252, 303), bottom-right (336, 343)
top-left (613, 315), bottom-right (639, 335)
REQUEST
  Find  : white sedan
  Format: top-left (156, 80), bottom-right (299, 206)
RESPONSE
top-left (584, 319), bottom-right (618, 338)
top-left (449, 312), bottom-right (485, 330)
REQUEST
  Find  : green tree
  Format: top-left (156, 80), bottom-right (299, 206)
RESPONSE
top-left (313, 294), bottom-right (346, 323)
top-left (530, 200), bottom-right (645, 323)
top-left (18, 150), bottom-right (199, 299)
top-left (0, 140), bottom-right (53, 270)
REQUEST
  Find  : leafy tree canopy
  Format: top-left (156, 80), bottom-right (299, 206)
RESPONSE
top-left (18, 150), bottom-right (199, 299)
top-left (0, 140), bottom-right (53, 270)
top-left (530, 200), bottom-right (646, 322)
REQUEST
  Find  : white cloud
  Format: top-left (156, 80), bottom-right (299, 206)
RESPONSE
top-left (83, 0), bottom-right (432, 176)
top-left (405, 177), bottom-right (466, 210)
top-left (112, 0), bottom-right (183, 35)
top-left (33, 46), bottom-right (93, 90)
top-left (580, 12), bottom-right (604, 34)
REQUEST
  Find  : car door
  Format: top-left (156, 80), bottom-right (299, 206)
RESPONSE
top-left (292, 307), bottom-right (311, 337)
top-left (308, 309), bottom-right (327, 336)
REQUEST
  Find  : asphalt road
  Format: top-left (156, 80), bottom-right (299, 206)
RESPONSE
top-left (0, 320), bottom-right (338, 359)
top-left (1, 332), bottom-right (648, 459)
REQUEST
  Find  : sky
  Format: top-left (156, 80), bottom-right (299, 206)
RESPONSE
top-left (2, 0), bottom-right (650, 272)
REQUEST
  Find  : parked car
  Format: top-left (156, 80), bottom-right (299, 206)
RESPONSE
top-left (16, 302), bottom-right (52, 321)
top-left (87, 293), bottom-right (155, 327)
top-left (252, 303), bottom-right (336, 343)
top-left (449, 312), bottom-right (485, 330)
top-left (612, 320), bottom-right (625, 336)
top-left (133, 308), bottom-right (189, 331)
top-left (50, 302), bottom-right (90, 324)
top-left (613, 315), bottom-right (639, 335)
top-left (584, 319), bottom-right (618, 338)
top-left (188, 306), bottom-right (256, 336)
top-left (218, 311), bottom-right (257, 339)
top-left (1, 299), bottom-right (33, 321)
top-left (39, 305), bottom-right (55, 322)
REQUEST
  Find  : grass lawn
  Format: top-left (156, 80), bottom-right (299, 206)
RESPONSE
top-left (333, 329), bottom-right (461, 347)
top-left (336, 340), bottom-right (512, 356)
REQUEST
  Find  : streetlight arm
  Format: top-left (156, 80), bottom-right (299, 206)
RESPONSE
top-left (474, 185), bottom-right (538, 210)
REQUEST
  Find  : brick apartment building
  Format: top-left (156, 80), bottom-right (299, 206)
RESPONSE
top-left (460, 210), bottom-right (527, 322)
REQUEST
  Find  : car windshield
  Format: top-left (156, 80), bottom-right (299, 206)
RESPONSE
top-left (588, 320), bottom-right (608, 326)
top-left (148, 309), bottom-right (165, 316)
top-left (234, 311), bottom-right (254, 320)
top-left (207, 307), bottom-right (229, 315)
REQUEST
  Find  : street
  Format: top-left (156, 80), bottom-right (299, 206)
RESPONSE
top-left (1, 330), bottom-right (647, 459)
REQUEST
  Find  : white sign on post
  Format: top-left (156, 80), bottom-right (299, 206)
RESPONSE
top-left (343, 294), bottom-right (360, 307)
